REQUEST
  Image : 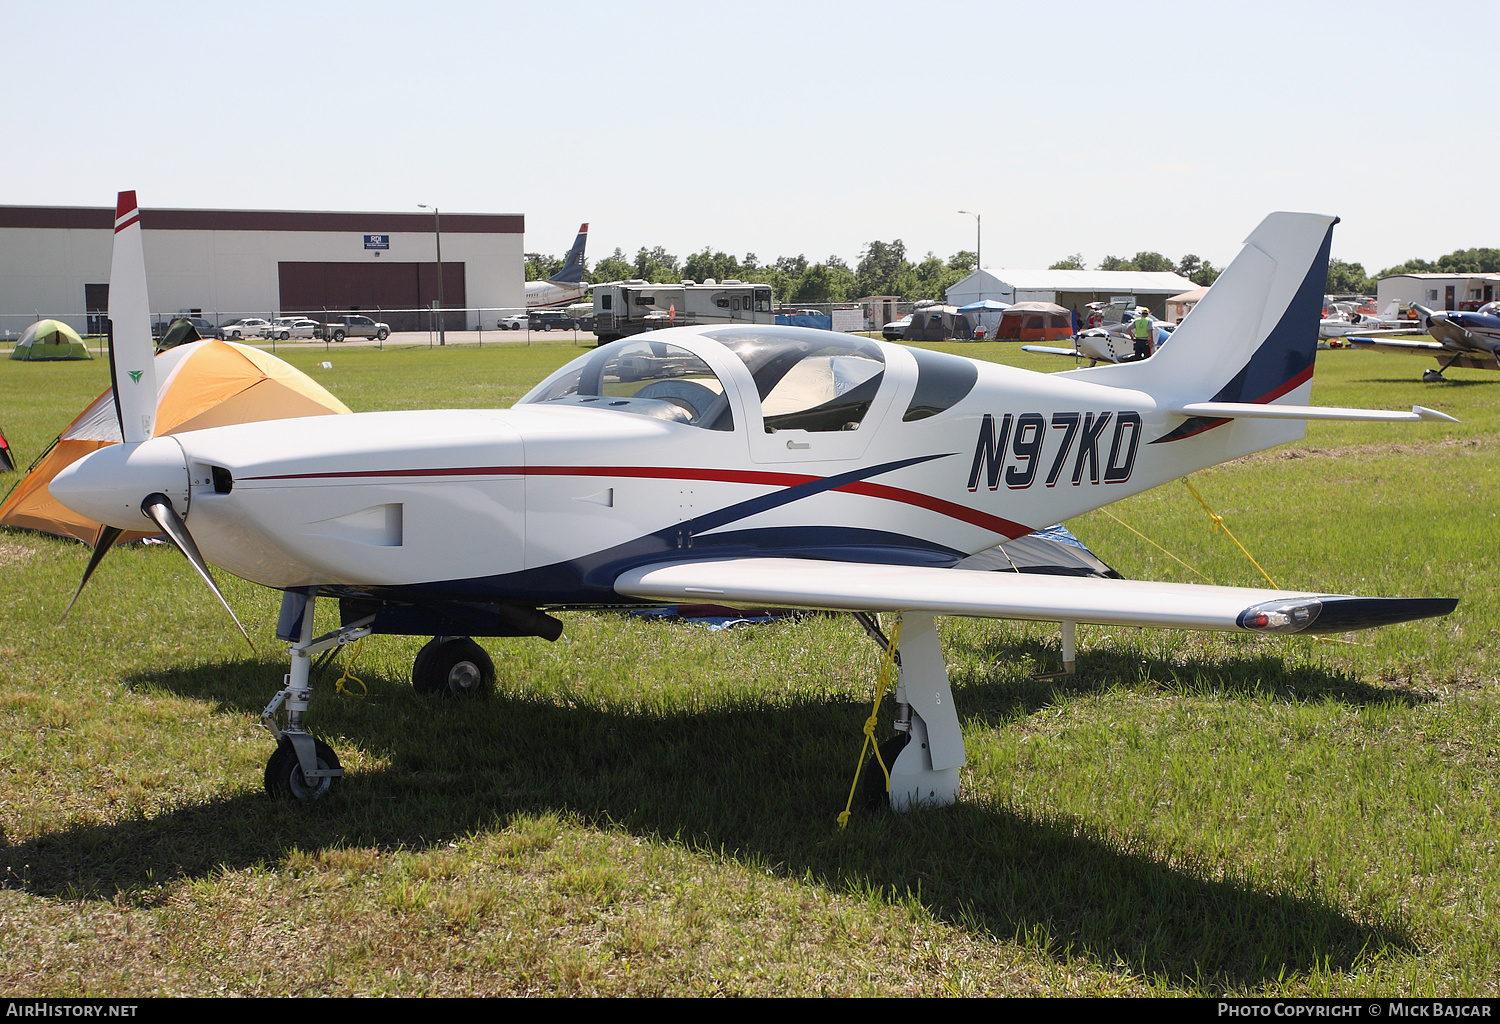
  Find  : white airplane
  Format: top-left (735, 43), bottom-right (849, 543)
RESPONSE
top-left (524, 223), bottom-right (590, 308)
top-left (1023, 315), bottom-right (1172, 366)
top-left (51, 194), bottom-right (1459, 810)
top-left (1318, 299), bottom-right (1416, 340)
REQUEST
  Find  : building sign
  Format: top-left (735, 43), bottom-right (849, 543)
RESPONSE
top-left (364, 234), bottom-right (389, 250)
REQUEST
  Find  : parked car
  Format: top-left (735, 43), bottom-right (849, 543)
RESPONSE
top-left (317, 314), bottom-right (390, 342)
top-left (265, 316), bottom-right (319, 340)
top-left (529, 310), bottom-right (576, 331)
top-left (498, 313), bottom-right (528, 330)
top-left (218, 317), bottom-right (271, 340)
top-left (881, 314), bottom-right (913, 341)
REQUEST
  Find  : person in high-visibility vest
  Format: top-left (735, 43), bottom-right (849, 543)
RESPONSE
top-left (1132, 309), bottom-right (1155, 360)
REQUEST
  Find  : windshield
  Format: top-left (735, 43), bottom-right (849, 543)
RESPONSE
top-left (704, 328), bottom-right (885, 433)
top-left (518, 339), bottom-right (734, 430)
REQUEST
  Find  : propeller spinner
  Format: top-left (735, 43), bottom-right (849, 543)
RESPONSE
top-left (51, 192), bottom-right (252, 648)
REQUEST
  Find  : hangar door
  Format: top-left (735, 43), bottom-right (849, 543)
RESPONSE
top-left (278, 262), bottom-right (466, 333)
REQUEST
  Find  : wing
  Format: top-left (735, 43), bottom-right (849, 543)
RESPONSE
top-left (1347, 336), bottom-right (1446, 355)
top-left (614, 557), bottom-right (1455, 635)
top-left (1348, 337), bottom-right (1500, 370)
top-left (1334, 328), bottom-right (1424, 338)
top-left (1020, 345), bottom-right (1082, 357)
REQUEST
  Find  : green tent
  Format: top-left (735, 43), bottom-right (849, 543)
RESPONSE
top-left (156, 317), bottom-right (204, 352)
top-left (10, 320), bottom-right (92, 361)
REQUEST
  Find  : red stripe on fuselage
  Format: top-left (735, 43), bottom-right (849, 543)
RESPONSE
top-left (835, 481), bottom-right (1029, 538)
top-left (244, 465), bottom-right (818, 486)
top-left (241, 464), bottom-right (1029, 538)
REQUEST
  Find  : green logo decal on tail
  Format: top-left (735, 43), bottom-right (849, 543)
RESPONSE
top-left (128, 370), bottom-right (143, 383)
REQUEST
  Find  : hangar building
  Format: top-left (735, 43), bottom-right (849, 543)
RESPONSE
top-left (1376, 272), bottom-right (1500, 313)
top-left (0, 204), bottom-right (525, 336)
top-left (946, 268), bottom-right (1197, 319)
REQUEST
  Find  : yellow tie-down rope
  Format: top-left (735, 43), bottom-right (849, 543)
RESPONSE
top-left (838, 616), bottom-right (902, 829)
top-left (334, 637), bottom-right (369, 697)
top-left (1180, 477), bottom-right (1279, 590)
top-left (1096, 507), bottom-right (1210, 581)
top-left (1102, 479), bottom-right (1358, 645)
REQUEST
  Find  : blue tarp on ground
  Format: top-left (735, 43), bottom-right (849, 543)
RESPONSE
top-left (775, 314), bottom-right (833, 330)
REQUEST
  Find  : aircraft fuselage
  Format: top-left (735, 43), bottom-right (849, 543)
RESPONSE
top-left (52, 328), bottom-right (1305, 611)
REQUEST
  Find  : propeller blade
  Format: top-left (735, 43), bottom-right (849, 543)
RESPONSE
top-left (141, 492), bottom-right (254, 650)
top-left (61, 525), bottom-right (124, 621)
top-left (107, 191), bottom-right (158, 444)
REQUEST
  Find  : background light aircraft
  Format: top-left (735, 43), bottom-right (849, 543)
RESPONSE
top-left (524, 223), bottom-right (590, 308)
top-left (1318, 299), bottom-right (1413, 340)
top-left (51, 195), bottom-right (1458, 811)
top-left (1350, 301), bottom-right (1500, 380)
top-left (1023, 315), bottom-right (1173, 365)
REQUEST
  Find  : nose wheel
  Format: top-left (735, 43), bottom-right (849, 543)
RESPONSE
top-left (265, 737), bottom-right (342, 800)
top-left (261, 590), bottom-right (367, 801)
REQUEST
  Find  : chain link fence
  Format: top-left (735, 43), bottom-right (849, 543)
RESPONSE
top-left (2, 298), bottom-right (933, 355)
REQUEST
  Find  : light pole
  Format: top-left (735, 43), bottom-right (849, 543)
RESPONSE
top-left (418, 203), bottom-right (445, 346)
top-left (957, 210), bottom-right (981, 272)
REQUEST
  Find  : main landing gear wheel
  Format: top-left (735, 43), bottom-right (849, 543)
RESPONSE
top-left (862, 733), bottom-right (911, 810)
top-left (1423, 369), bottom-right (1447, 382)
top-left (265, 737), bottom-right (342, 800)
top-left (412, 637), bottom-right (494, 698)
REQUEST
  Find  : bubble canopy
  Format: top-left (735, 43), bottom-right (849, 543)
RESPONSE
top-left (518, 326), bottom-right (977, 433)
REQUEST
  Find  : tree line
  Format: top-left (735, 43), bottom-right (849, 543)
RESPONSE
top-left (527, 242), bottom-right (978, 304)
top-left (526, 241), bottom-right (1498, 303)
top-left (1327, 248), bottom-right (1500, 296)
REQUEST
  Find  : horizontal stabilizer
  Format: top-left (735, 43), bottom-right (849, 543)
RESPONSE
top-left (1169, 402), bottom-right (1458, 423)
top-left (1020, 345), bottom-right (1080, 357)
top-left (614, 557), bottom-right (1456, 635)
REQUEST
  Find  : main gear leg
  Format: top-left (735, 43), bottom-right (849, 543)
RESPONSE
top-left (884, 613), bottom-right (964, 811)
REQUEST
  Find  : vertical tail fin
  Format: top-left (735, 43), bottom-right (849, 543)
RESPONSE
top-left (107, 191), bottom-right (158, 443)
top-left (1067, 212), bottom-right (1337, 408)
top-left (548, 224), bottom-right (589, 285)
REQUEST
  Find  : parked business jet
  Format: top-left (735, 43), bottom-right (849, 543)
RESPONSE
top-left (525, 224), bottom-right (590, 308)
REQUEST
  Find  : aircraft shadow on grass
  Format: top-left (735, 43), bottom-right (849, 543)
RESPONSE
top-left (1360, 376), bottom-right (1500, 388)
top-left (943, 632), bottom-right (1433, 726)
top-left (2, 645), bottom-right (1419, 988)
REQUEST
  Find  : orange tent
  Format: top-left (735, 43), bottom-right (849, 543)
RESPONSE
top-left (0, 340), bottom-right (350, 546)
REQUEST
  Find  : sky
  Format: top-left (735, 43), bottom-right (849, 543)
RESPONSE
top-left (7, 0), bottom-right (1495, 275)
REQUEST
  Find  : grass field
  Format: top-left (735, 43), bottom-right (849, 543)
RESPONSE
top-left (0, 340), bottom-right (1496, 996)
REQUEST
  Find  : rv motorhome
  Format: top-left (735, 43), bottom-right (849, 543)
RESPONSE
top-left (593, 279), bottom-right (773, 343)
